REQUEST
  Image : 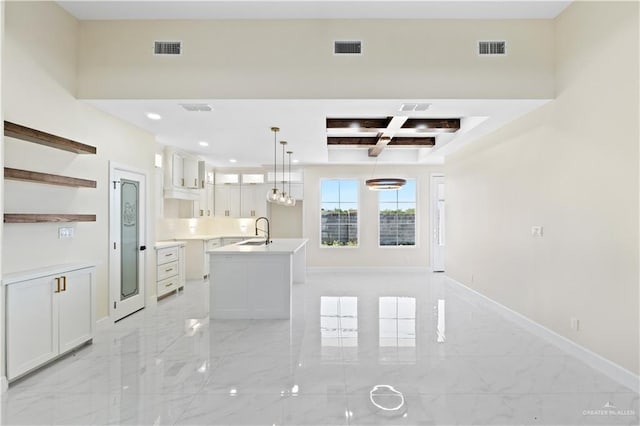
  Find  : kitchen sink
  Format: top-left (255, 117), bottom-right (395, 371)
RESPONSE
top-left (239, 240), bottom-right (267, 246)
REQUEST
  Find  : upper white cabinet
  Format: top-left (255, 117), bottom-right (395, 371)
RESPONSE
top-left (5, 265), bottom-right (95, 381)
top-left (241, 183), bottom-right (268, 218)
top-left (163, 147), bottom-right (203, 200)
top-left (195, 163), bottom-right (215, 217)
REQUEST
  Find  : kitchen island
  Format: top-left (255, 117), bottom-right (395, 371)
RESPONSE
top-left (208, 238), bottom-right (308, 319)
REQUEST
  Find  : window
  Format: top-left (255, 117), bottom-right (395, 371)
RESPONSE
top-left (321, 179), bottom-right (358, 246)
top-left (379, 179), bottom-right (416, 246)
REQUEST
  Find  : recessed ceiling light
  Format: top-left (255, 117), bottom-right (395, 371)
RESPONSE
top-left (199, 141), bottom-right (209, 147)
top-left (349, 122), bottom-right (360, 129)
top-left (229, 158), bottom-right (237, 163)
top-left (146, 112), bottom-right (162, 120)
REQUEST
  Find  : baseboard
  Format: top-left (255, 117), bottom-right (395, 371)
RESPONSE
top-left (307, 266), bottom-right (430, 274)
top-left (445, 275), bottom-right (640, 393)
top-left (95, 315), bottom-right (112, 331)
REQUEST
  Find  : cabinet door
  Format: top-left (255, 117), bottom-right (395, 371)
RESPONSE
top-left (6, 276), bottom-right (59, 380)
top-left (240, 184), bottom-right (255, 217)
top-left (172, 153), bottom-right (184, 187)
top-left (58, 269), bottom-right (94, 354)
top-left (183, 157), bottom-right (200, 189)
top-left (214, 185), bottom-right (228, 216)
top-left (228, 184), bottom-right (241, 217)
top-left (206, 183), bottom-right (215, 217)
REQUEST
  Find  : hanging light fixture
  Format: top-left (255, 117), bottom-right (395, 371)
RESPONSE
top-left (365, 178), bottom-right (407, 190)
top-left (277, 140), bottom-right (288, 204)
top-left (266, 127), bottom-right (281, 203)
top-left (285, 150), bottom-right (296, 206)
top-left (365, 146), bottom-right (406, 190)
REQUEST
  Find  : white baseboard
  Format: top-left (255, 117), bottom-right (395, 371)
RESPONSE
top-left (95, 315), bottom-right (112, 331)
top-left (307, 266), bottom-right (430, 274)
top-left (445, 275), bottom-right (640, 393)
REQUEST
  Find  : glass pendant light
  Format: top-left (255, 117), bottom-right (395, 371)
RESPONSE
top-left (266, 127), bottom-right (281, 203)
top-left (285, 150), bottom-right (296, 206)
top-left (277, 140), bottom-right (288, 204)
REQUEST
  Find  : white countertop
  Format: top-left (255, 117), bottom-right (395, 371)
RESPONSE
top-left (172, 234), bottom-right (252, 241)
top-left (208, 238), bottom-right (308, 255)
top-left (3, 262), bottom-right (97, 286)
top-left (155, 240), bottom-right (186, 249)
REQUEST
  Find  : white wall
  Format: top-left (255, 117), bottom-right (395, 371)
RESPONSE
top-left (76, 19), bottom-right (554, 100)
top-left (303, 165), bottom-right (441, 268)
top-left (445, 1), bottom-right (639, 374)
top-left (2, 1), bottom-right (157, 320)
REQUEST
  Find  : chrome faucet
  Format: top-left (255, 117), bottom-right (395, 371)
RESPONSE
top-left (255, 217), bottom-right (271, 245)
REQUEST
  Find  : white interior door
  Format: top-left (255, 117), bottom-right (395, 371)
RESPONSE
top-left (110, 163), bottom-right (147, 321)
top-left (431, 174), bottom-right (446, 272)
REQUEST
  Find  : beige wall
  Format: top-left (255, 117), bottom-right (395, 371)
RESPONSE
top-left (270, 202), bottom-right (303, 238)
top-left (445, 1), bottom-right (639, 374)
top-left (303, 165), bottom-right (440, 268)
top-left (2, 1), bottom-right (157, 320)
top-left (76, 18), bottom-right (554, 100)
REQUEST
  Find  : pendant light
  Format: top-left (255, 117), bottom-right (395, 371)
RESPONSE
top-left (277, 140), bottom-right (288, 204)
top-left (266, 127), bottom-right (281, 203)
top-left (285, 150), bottom-right (296, 206)
top-left (365, 151), bottom-right (406, 190)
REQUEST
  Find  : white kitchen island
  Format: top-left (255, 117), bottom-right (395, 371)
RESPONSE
top-left (208, 238), bottom-right (308, 319)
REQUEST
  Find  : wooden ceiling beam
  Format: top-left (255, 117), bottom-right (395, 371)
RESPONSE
top-left (326, 117), bottom-right (393, 129)
top-left (402, 118), bottom-right (460, 132)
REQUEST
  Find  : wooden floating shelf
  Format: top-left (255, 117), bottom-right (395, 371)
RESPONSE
top-left (4, 121), bottom-right (97, 155)
top-left (4, 168), bottom-right (97, 188)
top-left (4, 214), bottom-right (97, 224)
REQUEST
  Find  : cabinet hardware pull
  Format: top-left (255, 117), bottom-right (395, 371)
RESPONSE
top-left (207, 210), bottom-right (211, 216)
top-left (165, 253), bottom-right (172, 257)
top-left (54, 277), bottom-right (61, 293)
top-left (181, 178), bottom-right (184, 186)
top-left (165, 268), bottom-right (173, 272)
top-left (165, 283), bottom-right (172, 287)
top-left (194, 178), bottom-right (197, 186)
top-left (61, 276), bottom-right (67, 292)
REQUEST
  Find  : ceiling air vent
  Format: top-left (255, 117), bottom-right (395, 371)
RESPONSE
top-left (180, 103), bottom-right (212, 112)
top-left (478, 41), bottom-right (506, 55)
top-left (334, 41), bottom-right (362, 55)
top-left (154, 41), bottom-right (182, 55)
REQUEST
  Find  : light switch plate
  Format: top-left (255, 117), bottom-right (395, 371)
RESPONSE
top-left (58, 227), bottom-right (74, 239)
top-left (531, 226), bottom-right (543, 237)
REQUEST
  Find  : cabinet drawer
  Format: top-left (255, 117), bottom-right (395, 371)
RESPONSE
top-left (157, 276), bottom-right (179, 297)
top-left (206, 239), bottom-right (222, 251)
top-left (157, 246), bottom-right (179, 265)
top-left (157, 261), bottom-right (179, 281)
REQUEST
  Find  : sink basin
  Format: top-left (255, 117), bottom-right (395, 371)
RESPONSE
top-left (239, 240), bottom-right (267, 246)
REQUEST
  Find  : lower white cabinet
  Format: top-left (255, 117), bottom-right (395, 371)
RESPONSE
top-left (5, 265), bottom-right (95, 381)
top-left (184, 237), bottom-right (249, 281)
top-left (155, 242), bottom-right (186, 298)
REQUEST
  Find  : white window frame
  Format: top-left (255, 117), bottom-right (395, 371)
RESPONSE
top-left (319, 178), bottom-right (360, 248)
top-left (377, 179), bottom-right (418, 248)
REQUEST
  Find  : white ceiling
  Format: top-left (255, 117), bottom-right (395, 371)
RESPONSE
top-left (57, 1), bottom-right (571, 20)
top-left (68, 1), bottom-right (562, 167)
top-left (88, 99), bottom-right (550, 167)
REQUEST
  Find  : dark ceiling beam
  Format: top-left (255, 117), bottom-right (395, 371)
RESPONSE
top-left (326, 117), bottom-right (393, 129)
top-left (327, 136), bottom-right (436, 147)
top-left (327, 136), bottom-right (378, 145)
top-left (389, 137), bottom-right (436, 146)
top-left (401, 118), bottom-right (461, 132)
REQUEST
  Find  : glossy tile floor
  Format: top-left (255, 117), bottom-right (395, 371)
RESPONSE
top-left (2, 270), bottom-right (638, 425)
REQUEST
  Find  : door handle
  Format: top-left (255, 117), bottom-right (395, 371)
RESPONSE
top-left (61, 276), bottom-right (67, 292)
top-left (54, 277), bottom-right (61, 293)
top-left (140, 245), bottom-right (147, 251)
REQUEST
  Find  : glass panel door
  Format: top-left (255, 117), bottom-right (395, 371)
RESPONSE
top-left (120, 178), bottom-right (139, 300)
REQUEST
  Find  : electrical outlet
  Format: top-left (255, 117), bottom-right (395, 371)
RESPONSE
top-left (58, 227), bottom-right (74, 239)
top-left (571, 317), bottom-right (580, 331)
top-left (531, 226), bottom-right (543, 237)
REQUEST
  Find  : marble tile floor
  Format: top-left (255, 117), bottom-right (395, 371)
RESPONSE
top-left (1, 270), bottom-right (638, 425)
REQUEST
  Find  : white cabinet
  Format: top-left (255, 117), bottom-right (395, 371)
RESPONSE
top-left (163, 147), bottom-right (203, 200)
top-left (195, 164), bottom-right (214, 217)
top-left (184, 237), bottom-right (249, 281)
top-left (240, 184), bottom-right (268, 218)
top-left (5, 265), bottom-right (95, 381)
top-left (214, 184), bottom-right (241, 217)
top-left (155, 243), bottom-right (185, 298)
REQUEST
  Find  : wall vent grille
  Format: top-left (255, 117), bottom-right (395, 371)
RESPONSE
top-left (154, 41), bottom-right (182, 55)
top-left (478, 41), bottom-right (506, 55)
top-left (334, 41), bottom-right (362, 55)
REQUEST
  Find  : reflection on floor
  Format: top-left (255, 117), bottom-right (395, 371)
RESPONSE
top-left (2, 270), bottom-right (638, 425)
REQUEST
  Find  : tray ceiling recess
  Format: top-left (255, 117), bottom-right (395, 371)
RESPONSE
top-left (326, 117), bottom-right (460, 157)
